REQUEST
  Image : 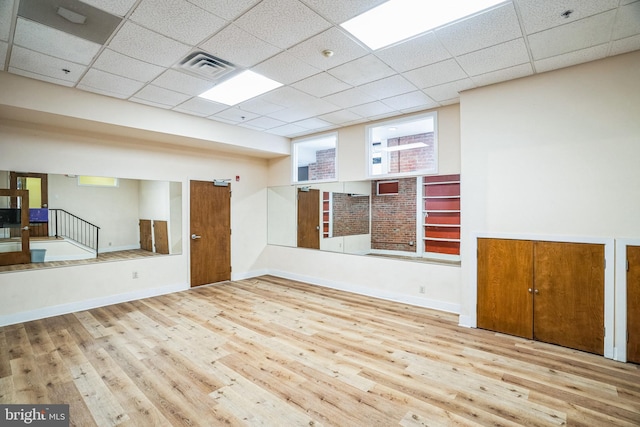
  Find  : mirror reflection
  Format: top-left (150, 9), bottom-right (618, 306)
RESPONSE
top-left (0, 170), bottom-right (182, 269)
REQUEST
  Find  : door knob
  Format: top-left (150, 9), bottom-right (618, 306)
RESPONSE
top-left (534, 289), bottom-right (539, 294)
top-left (191, 234), bottom-right (202, 240)
top-left (22, 226), bottom-right (30, 231)
top-left (528, 288), bottom-right (532, 293)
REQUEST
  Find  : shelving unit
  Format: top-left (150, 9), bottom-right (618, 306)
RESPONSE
top-left (322, 191), bottom-right (331, 238)
top-left (422, 174), bottom-right (460, 255)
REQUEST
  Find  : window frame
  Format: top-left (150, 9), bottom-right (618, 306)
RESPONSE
top-left (291, 132), bottom-right (338, 185)
top-left (366, 112), bottom-right (438, 179)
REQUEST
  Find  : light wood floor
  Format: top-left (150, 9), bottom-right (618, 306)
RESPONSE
top-left (1, 276), bottom-right (638, 426)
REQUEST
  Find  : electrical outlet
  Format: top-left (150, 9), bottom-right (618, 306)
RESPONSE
top-left (419, 285), bottom-right (425, 294)
top-left (132, 271), bottom-right (139, 279)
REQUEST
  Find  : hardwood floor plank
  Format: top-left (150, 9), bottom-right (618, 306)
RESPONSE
top-left (1, 275), bottom-right (639, 426)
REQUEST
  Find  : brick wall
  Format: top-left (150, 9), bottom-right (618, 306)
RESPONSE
top-left (371, 177), bottom-right (416, 252)
top-left (387, 132), bottom-right (435, 174)
top-left (308, 148), bottom-right (335, 180)
top-left (332, 193), bottom-right (370, 237)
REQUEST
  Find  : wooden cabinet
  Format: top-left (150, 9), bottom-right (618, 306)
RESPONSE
top-left (628, 245), bottom-right (640, 364)
top-left (478, 238), bottom-right (605, 355)
top-left (422, 174), bottom-right (460, 255)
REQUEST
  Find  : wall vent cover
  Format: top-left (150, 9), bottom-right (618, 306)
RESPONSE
top-left (177, 52), bottom-right (238, 81)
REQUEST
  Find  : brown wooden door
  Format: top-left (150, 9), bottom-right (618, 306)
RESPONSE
top-left (533, 241), bottom-right (605, 355)
top-left (10, 172), bottom-right (48, 237)
top-left (0, 189), bottom-right (31, 266)
top-left (139, 219), bottom-right (152, 251)
top-left (190, 181), bottom-right (231, 287)
top-left (628, 245), bottom-right (640, 364)
top-left (297, 189), bottom-right (320, 250)
top-left (477, 238), bottom-right (534, 339)
top-left (154, 220), bottom-right (169, 255)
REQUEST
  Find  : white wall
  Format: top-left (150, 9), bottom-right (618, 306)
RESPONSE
top-left (459, 51), bottom-right (640, 338)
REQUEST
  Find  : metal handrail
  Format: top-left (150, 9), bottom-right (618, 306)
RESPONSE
top-left (49, 209), bottom-right (100, 257)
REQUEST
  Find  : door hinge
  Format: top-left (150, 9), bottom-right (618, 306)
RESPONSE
top-left (230, 266), bottom-right (232, 272)
top-left (627, 259), bottom-right (630, 271)
top-left (604, 258), bottom-right (606, 269)
top-left (628, 331), bottom-right (630, 343)
top-left (230, 228), bottom-right (232, 235)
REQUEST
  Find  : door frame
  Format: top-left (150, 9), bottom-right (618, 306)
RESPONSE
top-left (0, 189), bottom-right (31, 266)
top-left (615, 238), bottom-right (640, 363)
top-left (467, 232), bottom-right (615, 360)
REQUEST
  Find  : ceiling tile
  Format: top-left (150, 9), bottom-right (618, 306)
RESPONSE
top-left (292, 72), bottom-right (352, 97)
top-left (471, 63), bottom-right (533, 87)
top-left (322, 87), bottom-right (376, 108)
top-left (80, 0), bottom-right (137, 17)
top-left (610, 34), bottom-right (640, 56)
top-left (199, 24), bottom-right (281, 68)
top-left (287, 27), bottom-right (368, 70)
top-left (133, 85), bottom-right (192, 107)
top-left (403, 59), bottom-right (468, 89)
top-left (457, 38), bottom-right (530, 76)
top-left (515, 0), bottom-right (619, 35)
top-left (9, 67), bottom-right (76, 87)
top-left (79, 69), bottom-right (146, 98)
top-left (240, 116), bottom-right (287, 130)
top-left (234, 0), bottom-right (331, 49)
top-left (357, 75), bottom-right (417, 100)
top-left (293, 117), bottom-right (334, 130)
top-left (423, 78), bottom-right (475, 103)
top-left (0, 42), bottom-right (7, 66)
top-left (212, 108), bottom-right (260, 124)
top-left (328, 54), bottom-right (395, 86)
top-left (267, 123), bottom-right (308, 136)
top-left (237, 98), bottom-right (286, 115)
top-left (173, 97), bottom-right (227, 116)
top-left (92, 49), bottom-right (164, 82)
top-left (534, 44), bottom-right (609, 73)
top-left (435, 3), bottom-right (522, 56)
top-left (188, 0), bottom-right (261, 20)
top-left (150, 69), bottom-right (216, 96)
top-left (375, 32), bottom-right (451, 73)
top-left (129, 97), bottom-right (172, 109)
top-left (319, 109), bottom-right (362, 125)
top-left (253, 51), bottom-right (321, 85)
top-left (300, 0), bottom-right (388, 23)
top-left (349, 101), bottom-right (396, 118)
top-left (268, 96), bottom-right (338, 122)
top-left (130, 0), bottom-right (227, 45)
top-left (9, 45), bottom-right (85, 83)
top-left (259, 86), bottom-right (318, 109)
top-left (381, 91), bottom-right (438, 112)
top-left (108, 22), bottom-right (192, 67)
top-left (13, 18), bottom-right (101, 65)
top-left (527, 11), bottom-right (617, 60)
top-left (612, 1), bottom-right (640, 40)
top-left (0, 0), bottom-right (14, 41)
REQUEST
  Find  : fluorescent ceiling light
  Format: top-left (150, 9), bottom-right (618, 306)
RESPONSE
top-left (341, 0), bottom-right (505, 50)
top-left (198, 71), bottom-right (282, 105)
top-left (380, 142), bottom-right (427, 152)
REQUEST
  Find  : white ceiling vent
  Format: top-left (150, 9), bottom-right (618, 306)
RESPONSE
top-left (177, 52), bottom-right (238, 81)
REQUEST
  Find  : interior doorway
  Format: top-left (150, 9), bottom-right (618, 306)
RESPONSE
top-left (10, 172), bottom-right (49, 237)
top-left (190, 180), bottom-right (231, 287)
top-left (297, 188), bottom-right (319, 250)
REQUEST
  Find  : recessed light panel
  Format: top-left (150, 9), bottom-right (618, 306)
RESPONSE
top-left (198, 71), bottom-right (283, 105)
top-left (341, 0), bottom-right (505, 50)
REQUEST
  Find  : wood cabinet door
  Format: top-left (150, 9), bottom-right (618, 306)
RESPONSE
top-left (297, 189), bottom-right (320, 250)
top-left (628, 245), bottom-right (640, 364)
top-left (477, 238), bottom-right (534, 339)
top-left (533, 241), bottom-right (605, 355)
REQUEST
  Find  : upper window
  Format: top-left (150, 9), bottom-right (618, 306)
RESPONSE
top-left (368, 112), bottom-right (437, 178)
top-left (292, 133), bottom-right (337, 183)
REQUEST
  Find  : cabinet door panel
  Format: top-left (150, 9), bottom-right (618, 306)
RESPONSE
top-left (533, 242), bottom-right (604, 355)
top-left (628, 245), bottom-right (640, 364)
top-left (477, 238), bottom-right (534, 339)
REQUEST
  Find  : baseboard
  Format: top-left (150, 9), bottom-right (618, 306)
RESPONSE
top-left (267, 269), bottom-right (460, 314)
top-left (231, 268), bottom-right (269, 281)
top-left (458, 314), bottom-right (474, 328)
top-left (0, 282), bottom-right (188, 327)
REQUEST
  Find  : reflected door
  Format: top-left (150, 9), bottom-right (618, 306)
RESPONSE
top-left (0, 189), bottom-right (31, 266)
top-left (297, 189), bottom-right (320, 249)
top-left (628, 245), bottom-right (640, 364)
top-left (10, 172), bottom-right (48, 237)
top-left (190, 181), bottom-right (231, 287)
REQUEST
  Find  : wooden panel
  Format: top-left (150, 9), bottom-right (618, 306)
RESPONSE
top-left (297, 189), bottom-right (319, 250)
top-left (533, 241), bottom-right (605, 355)
top-left (0, 189), bottom-right (31, 266)
top-left (153, 220), bottom-right (169, 255)
top-left (190, 181), bottom-right (231, 287)
top-left (628, 245), bottom-right (640, 364)
top-left (139, 219), bottom-right (152, 252)
top-left (477, 238), bottom-right (534, 339)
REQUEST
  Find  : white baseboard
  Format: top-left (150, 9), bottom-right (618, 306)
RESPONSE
top-left (0, 282), bottom-right (188, 327)
top-left (267, 269), bottom-right (460, 314)
top-left (458, 314), bottom-right (474, 328)
top-left (232, 268), bottom-right (269, 281)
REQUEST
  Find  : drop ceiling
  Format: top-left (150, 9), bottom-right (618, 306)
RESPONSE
top-left (1, 0), bottom-right (638, 139)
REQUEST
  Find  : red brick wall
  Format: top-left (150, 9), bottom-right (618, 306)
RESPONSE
top-left (332, 193), bottom-right (370, 237)
top-left (371, 177), bottom-right (417, 252)
top-left (308, 148), bottom-right (335, 180)
top-left (387, 132), bottom-right (435, 174)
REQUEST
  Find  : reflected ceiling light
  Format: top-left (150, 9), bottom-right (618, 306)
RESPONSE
top-left (341, 0), bottom-right (505, 50)
top-left (198, 70), bottom-right (282, 105)
top-left (380, 142), bottom-right (427, 152)
top-left (57, 6), bottom-right (87, 24)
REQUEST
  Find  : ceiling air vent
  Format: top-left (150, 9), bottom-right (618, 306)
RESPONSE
top-left (177, 52), bottom-right (238, 81)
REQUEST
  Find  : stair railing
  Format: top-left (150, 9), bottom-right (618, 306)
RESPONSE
top-left (49, 209), bottom-right (100, 257)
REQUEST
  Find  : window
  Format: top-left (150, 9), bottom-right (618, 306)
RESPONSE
top-left (368, 112), bottom-right (437, 178)
top-left (292, 133), bottom-right (337, 183)
top-left (78, 176), bottom-right (118, 187)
